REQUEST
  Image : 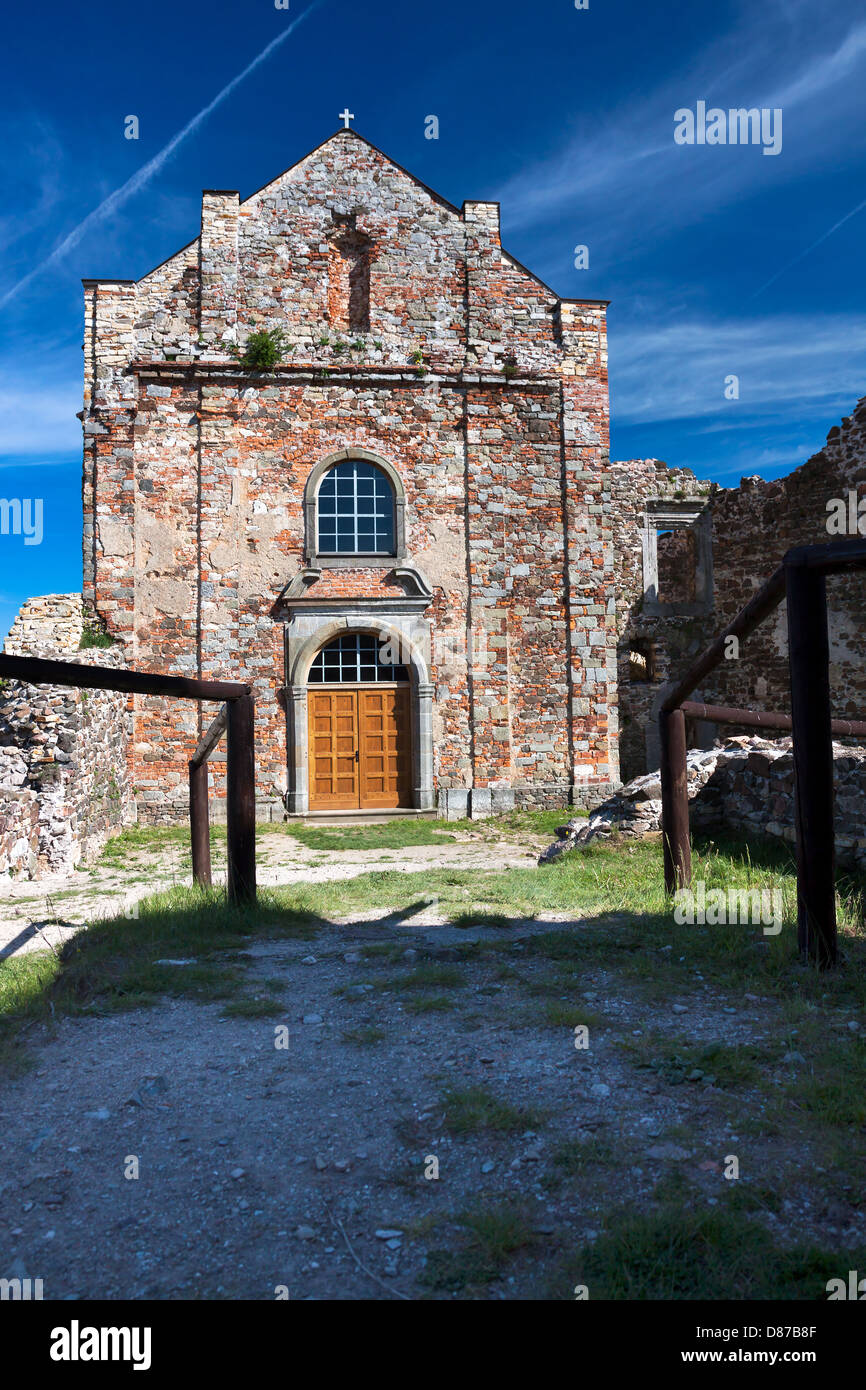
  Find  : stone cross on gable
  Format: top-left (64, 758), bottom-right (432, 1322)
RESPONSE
top-left (339, 109), bottom-right (354, 130)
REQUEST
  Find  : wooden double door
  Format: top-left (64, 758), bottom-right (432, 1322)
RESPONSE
top-left (308, 685), bottom-right (412, 811)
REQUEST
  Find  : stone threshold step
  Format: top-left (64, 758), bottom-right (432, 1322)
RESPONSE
top-left (288, 809), bottom-right (437, 826)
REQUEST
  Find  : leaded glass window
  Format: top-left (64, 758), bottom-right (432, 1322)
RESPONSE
top-left (317, 460), bottom-right (395, 555)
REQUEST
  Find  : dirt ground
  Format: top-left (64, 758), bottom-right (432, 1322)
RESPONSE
top-left (0, 828), bottom-right (535, 960)
top-left (1, 827), bottom-right (863, 1301)
top-left (0, 918), bottom-right (784, 1300)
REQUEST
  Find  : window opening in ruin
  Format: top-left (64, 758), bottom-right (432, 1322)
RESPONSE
top-left (327, 216), bottom-right (372, 333)
top-left (641, 501), bottom-right (713, 616)
top-left (628, 641), bottom-right (656, 683)
top-left (655, 525), bottom-right (698, 605)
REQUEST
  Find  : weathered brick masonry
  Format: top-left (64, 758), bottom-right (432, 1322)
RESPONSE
top-left (614, 396), bottom-right (866, 779)
top-left (0, 596), bottom-right (135, 875)
top-left (80, 130), bottom-right (616, 822)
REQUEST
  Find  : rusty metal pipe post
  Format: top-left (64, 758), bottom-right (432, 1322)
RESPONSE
top-left (189, 759), bottom-right (212, 889)
top-left (226, 693), bottom-right (256, 906)
top-left (785, 562), bottom-right (837, 967)
top-left (660, 706), bottom-right (691, 895)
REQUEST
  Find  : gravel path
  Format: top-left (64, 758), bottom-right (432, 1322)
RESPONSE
top-left (2, 909), bottom-right (859, 1300)
top-left (0, 831), bottom-right (537, 959)
top-left (3, 828), bottom-right (861, 1301)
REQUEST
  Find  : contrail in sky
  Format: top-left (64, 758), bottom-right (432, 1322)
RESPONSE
top-left (750, 195), bottom-right (866, 299)
top-left (0, 2), bottom-right (322, 309)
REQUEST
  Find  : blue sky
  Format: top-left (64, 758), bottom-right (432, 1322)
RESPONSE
top-left (1, 0), bottom-right (865, 638)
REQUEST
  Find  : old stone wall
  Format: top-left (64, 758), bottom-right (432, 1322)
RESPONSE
top-left (81, 129), bottom-right (614, 823)
top-left (0, 747), bottom-right (40, 879)
top-left (609, 458), bottom-right (715, 780)
top-left (699, 397), bottom-right (866, 721)
top-left (544, 734), bottom-right (866, 873)
top-left (0, 598), bottom-right (135, 875)
top-left (613, 395), bottom-right (866, 780)
top-left (5, 593), bottom-right (86, 655)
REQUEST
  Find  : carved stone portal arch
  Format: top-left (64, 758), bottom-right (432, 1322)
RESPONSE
top-left (284, 616), bottom-right (433, 815)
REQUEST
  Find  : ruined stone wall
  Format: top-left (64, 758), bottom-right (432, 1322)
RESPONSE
top-left (0, 748), bottom-right (40, 879)
top-left (612, 395), bottom-right (866, 779)
top-left (0, 601), bottom-right (135, 874)
top-left (699, 397), bottom-right (866, 722)
top-left (5, 593), bottom-right (86, 655)
top-left (609, 458), bottom-right (715, 780)
top-left (547, 734), bottom-right (866, 876)
top-left (81, 130), bottom-right (614, 822)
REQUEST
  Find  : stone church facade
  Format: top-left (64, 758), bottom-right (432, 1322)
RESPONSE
top-left (3, 135), bottom-right (864, 867)
top-left (80, 129), bottom-right (615, 822)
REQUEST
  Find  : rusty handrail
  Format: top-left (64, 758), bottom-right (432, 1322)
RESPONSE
top-left (0, 653), bottom-right (256, 906)
top-left (679, 700), bottom-right (866, 739)
top-left (658, 537), bottom-right (866, 968)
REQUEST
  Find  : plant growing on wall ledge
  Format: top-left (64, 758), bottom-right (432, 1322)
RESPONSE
top-left (229, 327), bottom-right (292, 371)
top-left (410, 348), bottom-right (427, 377)
top-left (80, 622), bottom-right (115, 650)
top-left (503, 354), bottom-right (518, 379)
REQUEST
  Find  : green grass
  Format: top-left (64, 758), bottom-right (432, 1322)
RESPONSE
top-left (278, 819), bottom-right (459, 852)
top-left (98, 824), bottom-right (209, 863)
top-left (419, 1200), bottom-right (538, 1293)
top-left (440, 1084), bottom-right (543, 1135)
top-left (621, 1035), bottom-right (780, 1090)
top-left (79, 626), bottom-right (115, 649)
top-left (449, 910), bottom-right (516, 929)
top-left (253, 830), bottom-right (819, 949)
top-left (276, 806), bottom-right (579, 852)
top-left (95, 807), bottom-right (577, 862)
top-left (404, 995), bottom-right (456, 1014)
top-left (555, 1201), bottom-right (866, 1300)
top-left (220, 995), bottom-right (286, 1018)
top-left (792, 1040), bottom-right (866, 1127)
top-left (540, 1000), bottom-right (607, 1029)
top-left (341, 1025), bottom-right (386, 1045)
top-left (544, 1136), bottom-right (616, 1185)
top-left (0, 884), bottom-right (318, 1063)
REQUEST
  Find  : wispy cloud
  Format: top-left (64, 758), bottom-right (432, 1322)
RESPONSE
top-left (751, 196), bottom-right (866, 298)
top-left (0, 119), bottom-right (67, 258)
top-left (611, 312), bottom-right (866, 427)
top-left (496, 4), bottom-right (866, 254)
top-left (0, 3), bottom-right (321, 309)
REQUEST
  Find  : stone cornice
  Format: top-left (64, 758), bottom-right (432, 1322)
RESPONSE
top-left (277, 595), bottom-right (432, 616)
top-left (128, 359), bottom-right (560, 389)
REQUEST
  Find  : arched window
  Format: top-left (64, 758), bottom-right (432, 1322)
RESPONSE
top-left (308, 633), bottom-right (408, 684)
top-left (316, 459), bottom-right (396, 556)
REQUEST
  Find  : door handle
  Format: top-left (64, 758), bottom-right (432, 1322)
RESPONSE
top-left (354, 750), bottom-right (359, 762)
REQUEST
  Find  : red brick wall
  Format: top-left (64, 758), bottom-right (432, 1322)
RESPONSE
top-left (81, 132), bottom-right (614, 820)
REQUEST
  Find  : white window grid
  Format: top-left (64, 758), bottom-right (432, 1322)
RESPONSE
top-left (317, 460), bottom-right (395, 555)
top-left (308, 633), bottom-right (408, 683)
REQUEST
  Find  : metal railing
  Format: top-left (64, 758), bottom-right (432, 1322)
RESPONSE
top-left (0, 654), bottom-right (256, 905)
top-left (659, 537), bottom-right (866, 968)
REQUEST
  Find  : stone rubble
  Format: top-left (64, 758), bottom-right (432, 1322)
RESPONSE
top-left (540, 734), bottom-right (866, 871)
